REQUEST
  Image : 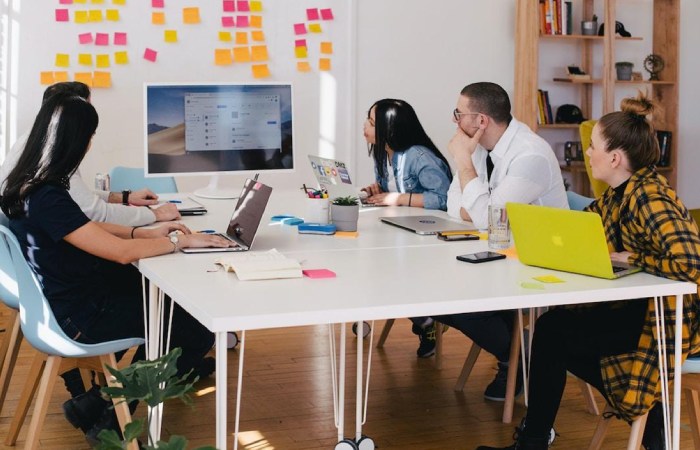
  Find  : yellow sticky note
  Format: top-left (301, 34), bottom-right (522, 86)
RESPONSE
top-left (91, 0), bottom-right (105, 4)
top-left (215, 49), bottom-right (233, 65)
top-left (183, 7), bottom-right (200, 24)
top-left (319, 58), bottom-right (331, 71)
top-left (294, 46), bottom-right (307, 59)
top-left (233, 46), bottom-right (251, 63)
top-left (54, 71), bottom-right (69, 82)
top-left (112, 0), bottom-right (126, 5)
top-left (297, 61), bottom-right (311, 73)
top-left (320, 42), bottom-right (333, 54)
top-left (55, 53), bottom-right (70, 67)
top-left (235, 32), bottom-right (248, 45)
top-left (78, 53), bottom-right (93, 66)
top-left (93, 71), bottom-right (112, 88)
top-left (250, 1), bottom-right (262, 12)
top-left (75, 11), bottom-right (89, 23)
top-left (219, 31), bottom-right (232, 42)
top-left (114, 51), bottom-right (129, 64)
top-left (251, 45), bottom-right (268, 62)
top-left (251, 64), bottom-right (270, 79)
top-left (533, 275), bottom-right (565, 283)
top-left (96, 54), bottom-right (110, 68)
top-left (106, 9), bottom-right (119, 21)
top-left (335, 231), bottom-right (359, 238)
top-left (164, 30), bottom-right (178, 43)
top-left (250, 15), bottom-right (262, 28)
top-left (40, 72), bottom-right (55, 85)
top-left (152, 12), bottom-right (165, 25)
top-left (89, 9), bottom-right (103, 22)
top-left (74, 72), bottom-right (93, 86)
top-left (74, 0), bottom-right (87, 3)
top-left (308, 23), bottom-right (322, 33)
top-left (251, 30), bottom-right (265, 42)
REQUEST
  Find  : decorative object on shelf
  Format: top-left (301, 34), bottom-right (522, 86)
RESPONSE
top-left (597, 20), bottom-right (632, 37)
top-left (656, 130), bottom-right (672, 167)
top-left (644, 54), bottom-right (665, 81)
top-left (555, 104), bottom-right (585, 124)
top-left (564, 141), bottom-right (584, 165)
top-left (581, 14), bottom-right (598, 36)
top-left (631, 72), bottom-right (643, 81)
top-left (331, 196), bottom-right (360, 231)
top-left (615, 62), bottom-right (634, 81)
top-left (566, 65), bottom-right (591, 81)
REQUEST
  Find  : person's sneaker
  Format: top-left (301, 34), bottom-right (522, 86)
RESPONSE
top-left (62, 385), bottom-right (111, 433)
top-left (641, 402), bottom-right (666, 450)
top-left (416, 321), bottom-right (438, 358)
top-left (483, 361), bottom-right (524, 402)
top-left (85, 400), bottom-right (138, 448)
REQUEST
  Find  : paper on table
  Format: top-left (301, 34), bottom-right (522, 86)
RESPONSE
top-left (216, 249), bottom-right (302, 281)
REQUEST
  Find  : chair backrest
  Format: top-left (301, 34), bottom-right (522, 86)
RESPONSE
top-left (108, 166), bottom-right (177, 194)
top-left (0, 222), bottom-right (20, 310)
top-left (566, 190), bottom-right (594, 212)
top-left (579, 120), bottom-right (608, 198)
top-left (0, 225), bottom-right (143, 357)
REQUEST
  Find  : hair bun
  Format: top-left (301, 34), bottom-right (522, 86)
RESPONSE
top-left (620, 91), bottom-right (657, 118)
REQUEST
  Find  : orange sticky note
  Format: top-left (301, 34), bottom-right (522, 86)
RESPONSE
top-left (55, 53), bottom-right (70, 67)
top-left (215, 49), bottom-right (233, 65)
top-left (219, 31), bottom-right (232, 42)
top-left (320, 42), bottom-right (333, 54)
top-left (96, 54), bottom-right (110, 68)
top-left (250, 1), bottom-right (262, 12)
top-left (93, 71), bottom-right (111, 88)
top-left (54, 71), bottom-right (69, 82)
top-left (114, 51), bottom-right (129, 64)
top-left (40, 72), bottom-right (55, 85)
top-left (106, 9), bottom-right (119, 21)
top-left (235, 32), bottom-right (248, 45)
top-left (164, 30), bottom-right (178, 43)
top-left (297, 61), bottom-right (311, 73)
top-left (250, 15), bottom-right (262, 28)
top-left (251, 45), bottom-right (268, 62)
top-left (152, 12), bottom-right (165, 25)
top-left (319, 58), bottom-right (331, 71)
top-left (74, 72), bottom-right (93, 86)
top-left (251, 64), bottom-right (270, 79)
top-left (308, 23), bottom-right (322, 33)
top-left (89, 9), bottom-right (103, 22)
top-left (78, 53), bottom-right (93, 66)
top-left (232, 46), bottom-right (251, 63)
top-left (294, 46), bottom-right (307, 59)
top-left (75, 11), bottom-right (89, 23)
top-left (183, 7), bottom-right (200, 24)
top-left (251, 30), bottom-right (265, 42)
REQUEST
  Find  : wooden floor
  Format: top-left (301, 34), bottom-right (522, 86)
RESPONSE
top-left (0, 317), bottom-right (696, 449)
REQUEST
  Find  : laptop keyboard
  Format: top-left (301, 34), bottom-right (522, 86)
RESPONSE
top-left (612, 265), bottom-right (626, 273)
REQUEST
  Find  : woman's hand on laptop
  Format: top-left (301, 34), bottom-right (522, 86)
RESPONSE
top-left (139, 221), bottom-right (192, 238)
top-left (368, 192), bottom-right (401, 206)
top-left (152, 203), bottom-right (181, 222)
top-left (610, 251), bottom-right (632, 263)
top-left (180, 233), bottom-right (237, 249)
top-left (361, 183), bottom-right (382, 197)
top-left (129, 188), bottom-right (160, 206)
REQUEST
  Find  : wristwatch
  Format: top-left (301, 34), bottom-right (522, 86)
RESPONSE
top-left (121, 189), bottom-right (131, 205)
top-left (169, 234), bottom-right (179, 253)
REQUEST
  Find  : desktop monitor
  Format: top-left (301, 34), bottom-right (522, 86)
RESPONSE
top-left (144, 82), bottom-right (294, 198)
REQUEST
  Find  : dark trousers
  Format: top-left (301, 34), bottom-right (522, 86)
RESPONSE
top-left (523, 299), bottom-right (648, 437)
top-left (433, 311), bottom-right (515, 363)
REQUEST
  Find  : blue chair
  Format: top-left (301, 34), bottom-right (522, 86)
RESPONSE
top-left (0, 225), bottom-right (143, 450)
top-left (0, 215), bottom-right (22, 417)
top-left (108, 166), bottom-right (178, 193)
top-left (566, 190), bottom-right (594, 211)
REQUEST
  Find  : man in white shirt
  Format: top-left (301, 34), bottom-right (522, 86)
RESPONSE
top-left (0, 82), bottom-right (179, 226)
top-left (436, 82), bottom-right (567, 402)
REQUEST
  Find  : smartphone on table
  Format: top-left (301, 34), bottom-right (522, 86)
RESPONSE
top-left (456, 252), bottom-right (506, 263)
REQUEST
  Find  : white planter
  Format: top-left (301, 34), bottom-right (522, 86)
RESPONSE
top-left (331, 204), bottom-right (359, 231)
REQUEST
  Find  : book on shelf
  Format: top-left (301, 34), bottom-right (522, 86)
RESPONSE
top-left (539, 0), bottom-right (572, 35)
top-left (543, 91), bottom-right (553, 124)
top-left (656, 130), bottom-right (672, 167)
top-left (537, 89), bottom-right (554, 124)
top-left (537, 89), bottom-right (546, 124)
top-left (216, 249), bottom-right (303, 281)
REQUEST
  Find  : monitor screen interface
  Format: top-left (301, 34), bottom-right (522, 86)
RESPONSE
top-left (145, 83), bottom-right (293, 177)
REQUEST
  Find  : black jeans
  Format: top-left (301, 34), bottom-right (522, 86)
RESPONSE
top-left (433, 311), bottom-right (515, 363)
top-left (523, 299), bottom-right (648, 437)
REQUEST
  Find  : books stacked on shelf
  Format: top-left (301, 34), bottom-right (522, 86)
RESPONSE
top-left (657, 130), bottom-right (672, 167)
top-left (539, 0), bottom-right (573, 35)
top-left (537, 89), bottom-right (554, 125)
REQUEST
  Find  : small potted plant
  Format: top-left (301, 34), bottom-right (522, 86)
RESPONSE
top-left (615, 61), bottom-right (634, 81)
top-left (581, 14), bottom-right (598, 36)
top-left (330, 196), bottom-right (359, 232)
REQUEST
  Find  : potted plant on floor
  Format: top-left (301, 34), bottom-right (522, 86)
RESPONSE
top-left (331, 196), bottom-right (360, 232)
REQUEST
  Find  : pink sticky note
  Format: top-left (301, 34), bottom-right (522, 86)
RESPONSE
top-left (223, 0), bottom-right (235, 12)
top-left (237, 15), bottom-right (249, 27)
top-left (143, 48), bottom-right (157, 62)
top-left (306, 8), bottom-right (319, 21)
top-left (95, 33), bottom-right (109, 46)
top-left (294, 23), bottom-right (307, 35)
top-left (303, 269), bottom-right (336, 279)
top-left (59, 0), bottom-right (73, 4)
top-left (320, 8), bottom-right (334, 20)
top-left (55, 9), bottom-right (69, 22)
top-left (79, 33), bottom-right (93, 44)
top-left (152, 0), bottom-right (164, 7)
top-left (114, 32), bottom-right (127, 45)
top-left (236, 0), bottom-right (249, 12)
top-left (295, 39), bottom-right (307, 48)
top-left (221, 16), bottom-right (235, 27)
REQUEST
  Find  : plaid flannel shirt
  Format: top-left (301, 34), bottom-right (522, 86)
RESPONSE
top-left (584, 167), bottom-right (700, 421)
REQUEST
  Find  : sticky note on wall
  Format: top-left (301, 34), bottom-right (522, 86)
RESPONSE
top-left (183, 7), bottom-right (200, 24)
top-left (223, 1), bottom-right (235, 12)
top-left (251, 64), bottom-right (270, 79)
top-left (251, 30), bottom-right (265, 42)
top-left (319, 58), bottom-right (331, 71)
top-left (74, 72), bottom-right (93, 86)
top-left (114, 51), bottom-right (129, 64)
top-left (78, 53), bottom-right (93, 66)
top-left (320, 42), bottom-right (333, 54)
top-left (56, 9), bottom-right (70, 22)
top-left (164, 30), bottom-right (178, 42)
top-left (40, 72), bottom-right (55, 85)
top-left (93, 71), bottom-right (111, 88)
top-left (215, 49), bottom-right (233, 65)
top-left (152, 12), bottom-right (165, 25)
top-left (251, 45), bottom-right (268, 61)
top-left (143, 48), bottom-right (158, 62)
top-left (96, 54), bottom-right (110, 68)
top-left (55, 53), bottom-right (70, 67)
top-left (232, 46), bottom-right (251, 63)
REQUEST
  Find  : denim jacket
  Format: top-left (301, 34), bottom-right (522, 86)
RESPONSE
top-left (376, 145), bottom-right (452, 210)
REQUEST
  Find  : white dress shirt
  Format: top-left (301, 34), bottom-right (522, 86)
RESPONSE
top-left (447, 118), bottom-right (568, 229)
top-left (0, 133), bottom-right (157, 226)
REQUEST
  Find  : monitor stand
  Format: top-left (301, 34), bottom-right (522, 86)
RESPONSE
top-left (193, 175), bottom-right (239, 199)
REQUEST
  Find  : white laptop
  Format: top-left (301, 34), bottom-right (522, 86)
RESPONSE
top-left (307, 155), bottom-right (381, 207)
top-left (380, 215), bottom-right (477, 235)
top-left (181, 179), bottom-right (272, 253)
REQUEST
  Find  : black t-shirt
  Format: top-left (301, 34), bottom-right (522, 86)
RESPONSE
top-left (9, 184), bottom-right (118, 323)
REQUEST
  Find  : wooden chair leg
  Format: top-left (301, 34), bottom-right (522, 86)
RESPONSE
top-left (502, 316), bottom-right (521, 424)
top-left (578, 378), bottom-right (601, 416)
top-left (0, 311), bottom-right (22, 414)
top-left (5, 352), bottom-right (45, 446)
top-left (686, 388), bottom-right (700, 449)
top-left (0, 309), bottom-right (17, 376)
top-left (627, 413), bottom-right (648, 450)
top-left (454, 343), bottom-right (481, 391)
top-left (24, 355), bottom-right (62, 450)
top-left (101, 353), bottom-right (139, 450)
top-left (588, 404), bottom-right (615, 450)
top-left (376, 319), bottom-right (395, 348)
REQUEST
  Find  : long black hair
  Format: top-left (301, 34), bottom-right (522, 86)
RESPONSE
top-left (1, 95), bottom-right (98, 218)
top-left (367, 99), bottom-right (451, 180)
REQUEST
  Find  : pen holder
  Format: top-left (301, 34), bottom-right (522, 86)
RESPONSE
top-left (305, 197), bottom-right (330, 224)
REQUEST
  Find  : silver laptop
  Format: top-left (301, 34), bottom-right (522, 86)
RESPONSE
top-left (308, 155), bottom-right (382, 207)
top-left (380, 215), bottom-right (477, 235)
top-left (181, 179), bottom-right (272, 253)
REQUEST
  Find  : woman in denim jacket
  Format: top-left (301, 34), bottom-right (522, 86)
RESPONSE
top-left (361, 99), bottom-right (452, 210)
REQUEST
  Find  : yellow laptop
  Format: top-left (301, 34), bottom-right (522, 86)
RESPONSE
top-left (506, 202), bottom-right (642, 279)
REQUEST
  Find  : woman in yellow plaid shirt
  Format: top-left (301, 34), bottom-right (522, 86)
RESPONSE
top-left (477, 93), bottom-right (700, 450)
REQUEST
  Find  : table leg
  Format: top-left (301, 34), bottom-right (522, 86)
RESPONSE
top-left (217, 331), bottom-right (230, 450)
top-left (673, 294), bottom-right (683, 450)
top-left (146, 281), bottom-right (163, 445)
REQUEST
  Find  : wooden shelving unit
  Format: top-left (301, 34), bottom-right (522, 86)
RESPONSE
top-left (514, 0), bottom-right (680, 194)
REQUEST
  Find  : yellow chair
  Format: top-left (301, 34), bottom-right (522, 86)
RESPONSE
top-left (579, 120), bottom-right (608, 198)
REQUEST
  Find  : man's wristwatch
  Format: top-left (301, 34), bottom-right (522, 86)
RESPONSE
top-left (121, 189), bottom-right (131, 205)
top-left (169, 234), bottom-right (179, 253)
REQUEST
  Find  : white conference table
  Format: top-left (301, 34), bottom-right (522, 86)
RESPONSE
top-left (139, 191), bottom-right (695, 450)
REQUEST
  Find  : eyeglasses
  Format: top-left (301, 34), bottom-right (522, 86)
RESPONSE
top-left (453, 109), bottom-right (480, 121)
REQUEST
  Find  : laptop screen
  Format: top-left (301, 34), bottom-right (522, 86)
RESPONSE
top-left (227, 179), bottom-right (273, 247)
